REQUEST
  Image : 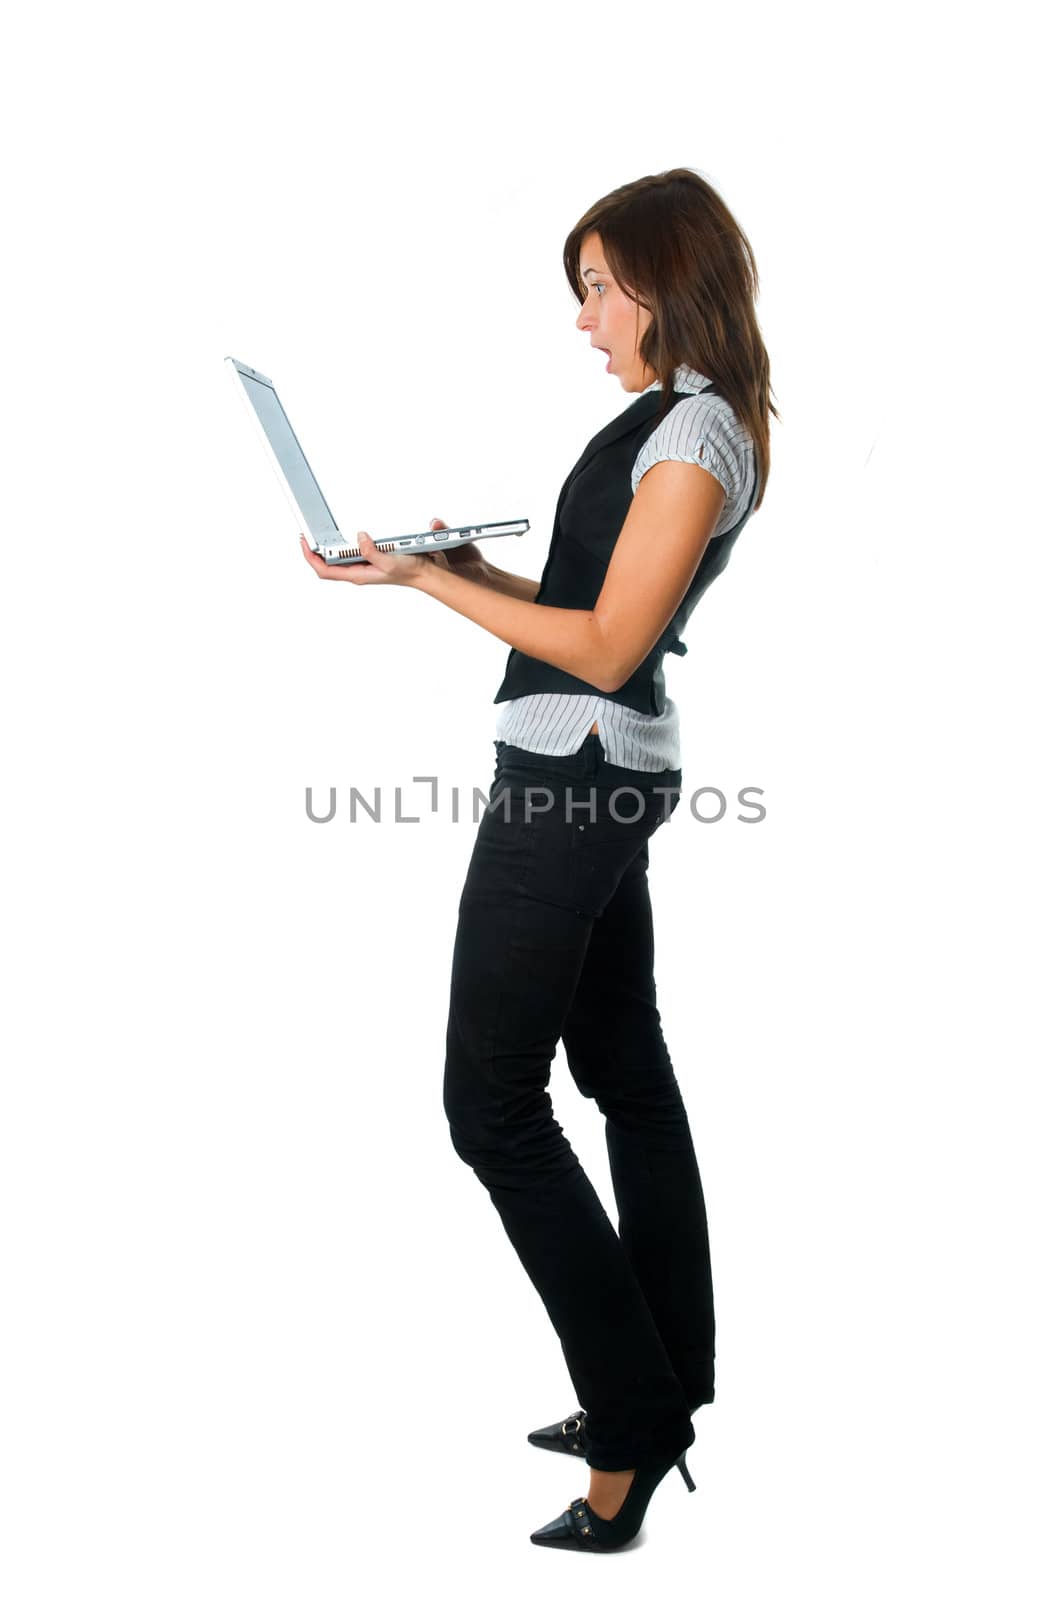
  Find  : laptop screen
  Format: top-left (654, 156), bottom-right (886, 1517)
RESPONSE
top-left (231, 363), bottom-right (339, 539)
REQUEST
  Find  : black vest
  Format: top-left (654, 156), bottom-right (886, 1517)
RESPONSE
top-left (493, 381), bottom-right (759, 717)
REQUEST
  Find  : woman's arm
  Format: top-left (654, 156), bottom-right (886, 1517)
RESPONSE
top-left (437, 520), bottom-right (540, 601)
top-left (303, 461), bottom-right (724, 693)
top-left (405, 534), bottom-right (611, 691)
top-left (409, 460), bottom-right (726, 692)
top-left (458, 557), bottom-right (541, 603)
top-left (413, 560), bottom-right (612, 690)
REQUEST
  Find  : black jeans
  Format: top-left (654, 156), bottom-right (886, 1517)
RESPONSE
top-left (442, 730), bottom-right (715, 1469)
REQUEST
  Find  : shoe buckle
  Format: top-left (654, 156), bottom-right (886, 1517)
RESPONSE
top-left (561, 1412), bottom-right (583, 1437)
top-left (569, 1498), bottom-right (593, 1537)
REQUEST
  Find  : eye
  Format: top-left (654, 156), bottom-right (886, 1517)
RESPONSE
top-left (590, 283), bottom-right (605, 297)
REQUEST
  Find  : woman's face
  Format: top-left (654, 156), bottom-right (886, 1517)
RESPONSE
top-left (575, 231), bottom-right (657, 393)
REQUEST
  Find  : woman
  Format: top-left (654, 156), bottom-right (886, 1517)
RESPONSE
top-left (301, 167), bottom-right (776, 1552)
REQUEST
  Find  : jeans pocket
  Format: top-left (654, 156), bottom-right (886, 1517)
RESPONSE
top-left (479, 777), bottom-right (675, 919)
top-left (572, 784), bottom-right (676, 831)
top-left (510, 784), bottom-right (658, 919)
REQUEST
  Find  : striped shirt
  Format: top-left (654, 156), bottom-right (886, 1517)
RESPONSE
top-left (494, 365), bottom-right (756, 771)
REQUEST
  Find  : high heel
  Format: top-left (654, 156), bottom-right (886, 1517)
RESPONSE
top-left (529, 1447), bottom-right (696, 1552)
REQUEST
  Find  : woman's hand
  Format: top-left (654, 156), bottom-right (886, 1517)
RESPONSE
top-left (299, 518), bottom-right (455, 587)
top-left (436, 522), bottom-right (488, 576)
top-left (300, 517), bottom-right (492, 589)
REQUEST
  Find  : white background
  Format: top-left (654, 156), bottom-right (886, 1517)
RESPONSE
top-left (2, 2), bottom-right (1059, 1595)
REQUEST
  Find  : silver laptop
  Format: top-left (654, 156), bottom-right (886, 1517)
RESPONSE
top-left (226, 357), bottom-right (529, 565)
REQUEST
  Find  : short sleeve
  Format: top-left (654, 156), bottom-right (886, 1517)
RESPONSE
top-left (631, 395), bottom-right (754, 536)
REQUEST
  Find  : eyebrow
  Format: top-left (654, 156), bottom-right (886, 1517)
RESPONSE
top-left (580, 266), bottom-right (605, 280)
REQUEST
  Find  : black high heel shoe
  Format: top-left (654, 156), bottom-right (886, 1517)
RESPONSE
top-left (528, 1398), bottom-right (711, 1459)
top-left (529, 1447), bottom-right (696, 1552)
top-left (527, 1408), bottom-right (588, 1457)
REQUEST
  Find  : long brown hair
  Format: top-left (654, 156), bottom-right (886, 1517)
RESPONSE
top-left (563, 168), bottom-right (778, 510)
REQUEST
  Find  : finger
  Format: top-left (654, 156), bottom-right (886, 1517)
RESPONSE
top-left (357, 531), bottom-right (388, 569)
top-left (301, 545), bottom-right (330, 576)
top-left (300, 541), bottom-right (344, 580)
